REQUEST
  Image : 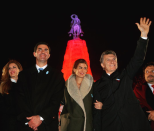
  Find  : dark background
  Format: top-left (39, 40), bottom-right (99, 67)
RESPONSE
top-left (1, 2), bottom-right (154, 81)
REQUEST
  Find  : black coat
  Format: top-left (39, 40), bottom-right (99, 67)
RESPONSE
top-left (134, 83), bottom-right (154, 130)
top-left (0, 82), bottom-right (18, 131)
top-left (16, 65), bottom-right (65, 131)
top-left (93, 38), bottom-right (152, 131)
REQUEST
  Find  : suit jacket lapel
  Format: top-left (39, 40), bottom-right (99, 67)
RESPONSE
top-left (80, 74), bottom-right (93, 99)
top-left (135, 83), bottom-right (153, 110)
top-left (28, 66), bottom-right (39, 109)
top-left (146, 84), bottom-right (154, 109)
top-left (67, 75), bottom-right (85, 111)
top-left (29, 65), bottom-right (53, 110)
top-left (31, 66), bottom-right (52, 95)
top-left (66, 74), bottom-right (93, 108)
top-left (34, 65), bottom-right (54, 91)
top-left (21, 65), bottom-right (38, 110)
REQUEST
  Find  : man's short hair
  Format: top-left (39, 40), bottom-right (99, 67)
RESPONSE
top-left (100, 50), bottom-right (117, 63)
top-left (34, 42), bottom-right (51, 53)
top-left (143, 62), bottom-right (154, 74)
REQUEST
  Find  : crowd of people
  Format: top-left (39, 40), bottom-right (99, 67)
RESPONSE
top-left (0, 17), bottom-right (153, 131)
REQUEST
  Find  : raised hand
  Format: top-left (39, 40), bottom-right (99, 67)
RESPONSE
top-left (135, 17), bottom-right (152, 37)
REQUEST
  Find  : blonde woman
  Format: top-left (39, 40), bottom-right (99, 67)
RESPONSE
top-left (0, 60), bottom-right (23, 131)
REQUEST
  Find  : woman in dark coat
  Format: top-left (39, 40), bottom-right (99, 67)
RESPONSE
top-left (0, 60), bottom-right (23, 131)
top-left (60, 59), bottom-right (94, 131)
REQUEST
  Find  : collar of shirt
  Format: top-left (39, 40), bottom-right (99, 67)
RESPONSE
top-left (107, 73), bottom-right (110, 76)
top-left (148, 83), bottom-right (153, 93)
top-left (36, 64), bottom-right (47, 73)
top-left (10, 78), bottom-right (17, 83)
top-left (141, 36), bottom-right (147, 40)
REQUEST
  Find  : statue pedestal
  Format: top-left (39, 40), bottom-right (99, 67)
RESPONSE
top-left (62, 38), bottom-right (93, 81)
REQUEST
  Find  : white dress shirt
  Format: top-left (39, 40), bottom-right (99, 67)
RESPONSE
top-left (36, 64), bottom-right (47, 73)
top-left (148, 83), bottom-right (154, 93)
top-left (10, 78), bottom-right (17, 83)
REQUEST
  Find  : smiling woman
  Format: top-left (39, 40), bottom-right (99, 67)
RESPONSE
top-left (60, 59), bottom-right (94, 131)
top-left (0, 60), bottom-right (23, 131)
top-left (73, 62), bottom-right (88, 84)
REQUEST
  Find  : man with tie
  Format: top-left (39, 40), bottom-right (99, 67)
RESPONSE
top-left (93, 17), bottom-right (152, 131)
top-left (17, 42), bottom-right (65, 131)
top-left (134, 62), bottom-right (154, 130)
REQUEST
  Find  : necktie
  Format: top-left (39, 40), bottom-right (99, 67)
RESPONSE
top-left (152, 85), bottom-right (154, 95)
top-left (39, 68), bottom-right (43, 73)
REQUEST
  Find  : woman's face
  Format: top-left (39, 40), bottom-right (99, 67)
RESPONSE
top-left (8, 63), bottom-right (20, 78)
top-left (73, 63), bottom-right (88, 78)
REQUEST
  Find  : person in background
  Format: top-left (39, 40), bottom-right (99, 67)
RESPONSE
top-left (134, 62), bottom-right (154, 130)
top-left (61, 59), bottom-right (94, 131)
top-left (0, 60), bottom-right (23, 131)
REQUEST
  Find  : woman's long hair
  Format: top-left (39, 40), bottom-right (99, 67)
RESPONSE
top-left (0, 60), bottom-right (23, 95)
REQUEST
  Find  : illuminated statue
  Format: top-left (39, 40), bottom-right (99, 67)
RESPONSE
top-left (62, 15), bottom-right (92, 81)
top-left (68, 14), bottom-right (84, 39)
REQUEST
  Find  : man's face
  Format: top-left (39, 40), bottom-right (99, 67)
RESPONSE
top-left (33, 44), bottom-right (50, 63)
top-left (144, 65), bottom-right (154, 84)
top-left (101, 54), bottom-right (118, 74)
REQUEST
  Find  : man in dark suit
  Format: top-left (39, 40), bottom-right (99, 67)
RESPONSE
top-left (17, 42), bottom-right (65, 131)
top-left (93, 17), bottom-right (153, 131)
top-left (134, 62), bottom-right (154, 130)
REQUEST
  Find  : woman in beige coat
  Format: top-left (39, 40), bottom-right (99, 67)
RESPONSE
top-left (61, 59), bottom-right (94, 131)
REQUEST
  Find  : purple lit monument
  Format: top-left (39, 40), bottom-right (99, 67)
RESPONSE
top-left (68, 14), bottom-right (84, 39)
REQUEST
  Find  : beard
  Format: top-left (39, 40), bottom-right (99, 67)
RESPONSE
top-left (146, 75), bottom-right (154, 83)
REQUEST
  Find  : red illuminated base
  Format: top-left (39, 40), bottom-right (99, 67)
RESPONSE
top-left (62, 38), bottom-right (93, 81)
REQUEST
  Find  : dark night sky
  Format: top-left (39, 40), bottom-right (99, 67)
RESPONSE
top-left (1, 3), bottom-right (154, 80)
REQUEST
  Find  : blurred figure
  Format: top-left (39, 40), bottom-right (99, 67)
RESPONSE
top-left (61, 59), bottom-right (94, 131)
top-left (134, 62), bottom-right (154, 130)
top-left (0, 60), bottom-right (23, 131)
